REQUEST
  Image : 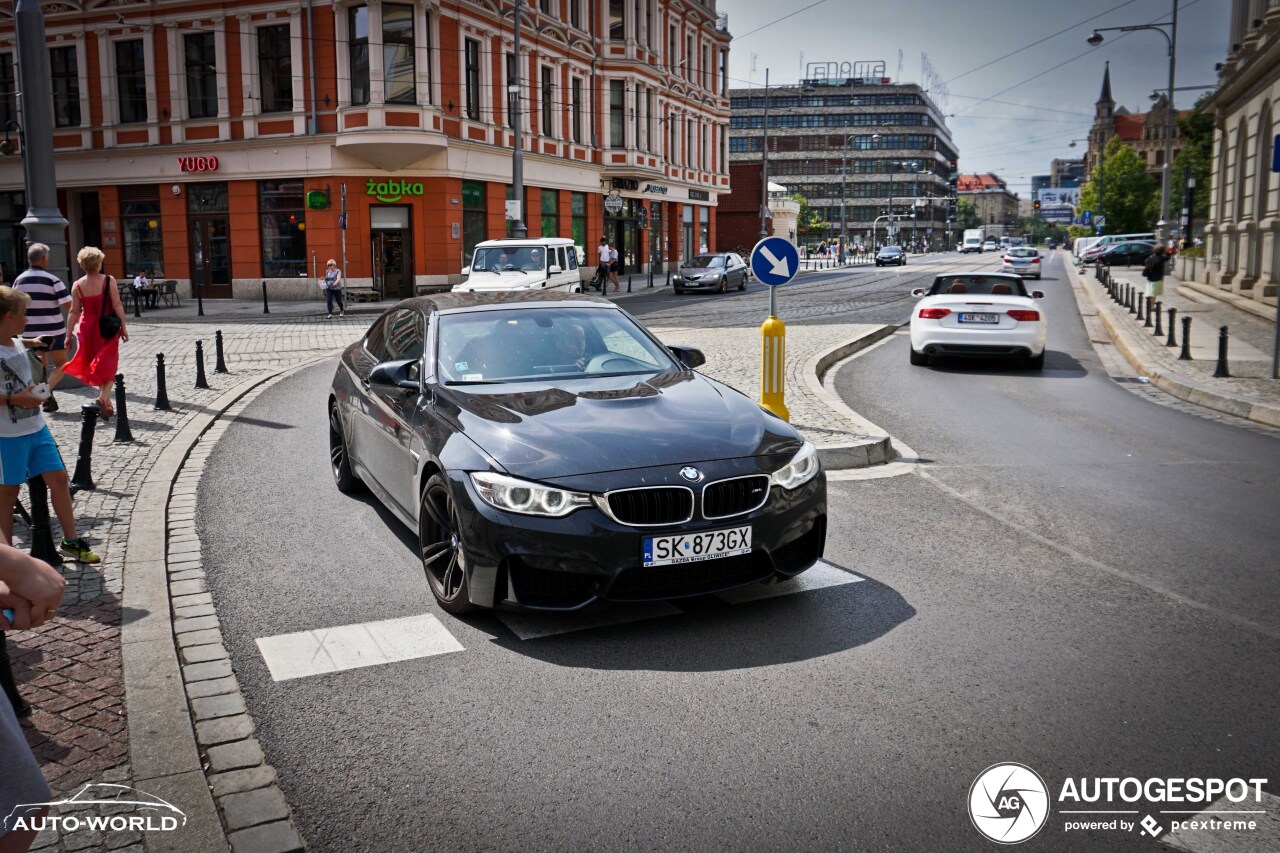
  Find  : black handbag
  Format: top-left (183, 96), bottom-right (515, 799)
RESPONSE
top-left (98, 276), bottom-right (123, 339)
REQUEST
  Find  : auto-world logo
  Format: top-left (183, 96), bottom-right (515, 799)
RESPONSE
top-left (365, 178), bottom-right (424, 203)
top-left (3, 784), bottom-right (187, 835)
top-left (969, 763), bottom-right (1050, 844)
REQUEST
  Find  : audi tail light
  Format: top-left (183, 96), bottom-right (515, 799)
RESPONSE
top-left (919, 308), bottom-right (951, 319)
top-left (1007, 310), bottom-right (1040, 321)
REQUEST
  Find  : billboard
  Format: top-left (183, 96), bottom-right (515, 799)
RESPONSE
top-left (1040, 205), bottom-right (1075, 223)
top-left (1035, 188), bottom-right (1079, 207)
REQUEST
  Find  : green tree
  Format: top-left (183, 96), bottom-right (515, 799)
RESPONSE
top-left (956, 199), bottom-right (981, 230)
top-left (793, 193), bottom-right (830, 236)
top-left (1076, 136), bottom-right (1159, 235)
top-left (1171, 92), bottom-right (1213, 226)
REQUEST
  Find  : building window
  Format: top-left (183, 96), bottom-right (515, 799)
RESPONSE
top-left (383, 3), bottom-right (415, 104)
top-left (685, 35), bottom-right (693, 78)
top-left (571, 192), bottom-right (586, 258)
top-left (646, 90), bottom-right (655, 154)
top-left (719, 50), bottom-right (727, 96)
top-left (259, 180), bottom-right (306, 277)
top-left (0, 55), bottom-right (13, 130)
top-left (609, 0), bottom-right (625, 41)
top-left (699, 206), bottom-right (709, 254)
top-left (609, 80), bottom-right (625, 148)
top-left (541, 0), bottom-right (554, 13)
top-left (349, 5), bottom-right (369, 105)
top-left (669, 26), bottom-right (677, 69)
top-left (570, 1), bottom-right (581, 30)
top-left (541, 65), bottom-right (554, 138)
top-left (541, 190), bottom-right (559, 238)
top-left (423, 11), bottom-right (434, 104)
top-left (701, 45), bottom-right (709, 90)
top-left (464, 39), bottom-right (480, 120)
top-left (636, 85), bottom-right (646, 151)
top-left (570, 77), bottom-right (583, 144)
top-left (258, 25), bottom-right (293, 113)
top-left (462, 180), bottom-right (486, 261)
top-left (115, 40), bottom-right (147, 124)
top-left (50, 47), bottom-right (80, 128)
top-left (184, 33), bottom-right (218, 119)
top-left (120, 186), bottom-right (163, 277)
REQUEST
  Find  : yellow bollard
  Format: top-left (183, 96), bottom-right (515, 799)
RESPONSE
top-left (760, 314), bottom-right (790, 421)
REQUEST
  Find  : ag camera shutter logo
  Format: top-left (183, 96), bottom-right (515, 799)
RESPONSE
top-left (969, 763), bottom-right (1050, 844)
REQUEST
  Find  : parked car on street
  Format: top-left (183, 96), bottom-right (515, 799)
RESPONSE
top-left (328, 292), bottom-right (827, 613)
top-left (1082, 233), bottom-right (1157, 262)
top-left (875, 246), bottom-right (907, 266)
top-left (982, 240), bottom-right (998, 252)
top-left (1096, 241), bottom-right (1158, 267)
top-left (999, 247), bottom-right (1044, 279)
top-left (908, 273), bottom-right (1048, 369)
top-left (673, 253), bottom-right (749, 294)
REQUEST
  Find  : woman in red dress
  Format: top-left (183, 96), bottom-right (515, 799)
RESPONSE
top-left (64, 246), bottom-right (129, 419)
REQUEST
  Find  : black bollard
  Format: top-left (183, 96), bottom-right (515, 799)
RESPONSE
top-left (1127, 284), bottom-right (1137, 314)
top-left (1166, 308), bottom-right (1178, 347)
top-left (196, 279), bottom-right (205, 317)
top-left (1136, 291), bottom-right (1145, 323)
top-left (262, 281), bottom-right (270, 314)
top-left (69, 403), bottom-right (100, 493)
top-left (666, 271), bottom-right (671, 288)
top-left (155, 353), bottom-right (171, 410)
top-left (132, 286), bottom-right (142, 319)
top-left (1142, 296), bottom-right (1153, 327)
top-left (1214, 326), bottom-right (1231, 378)
top-left (627, 275), bottom-right (633, 293)
top-left (194, 340), bottom-right (210, 389)
top-left (1179, 316), bottom-right (1193, 360)
top-left (214, 330), bottom-right (229, 373)
top-left (648, 269), bottom-right (653, 289)
top-left (24, 477), bottom-right (62, 566)
top-left (1095, 263), bottom-right (1102, 281)
top-left (1153, 301), bottom-right (1163, 337)
top-left (112, 374), bottom-right (133, 443)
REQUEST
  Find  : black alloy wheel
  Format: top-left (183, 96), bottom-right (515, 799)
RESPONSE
top-left (328, 401), bottom-right (362, 493)
top-left (418, 474), bottom-right (475, 614)
top-left (718, 275), bottom-right (727, 294)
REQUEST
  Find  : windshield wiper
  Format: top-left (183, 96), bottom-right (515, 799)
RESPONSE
top-left (444, 379), bottom-right (507, 385)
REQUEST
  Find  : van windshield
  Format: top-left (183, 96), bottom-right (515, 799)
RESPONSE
top-left (472, 246), bottom-right (547, 273)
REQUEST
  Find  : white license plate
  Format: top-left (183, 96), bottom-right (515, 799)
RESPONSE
top-left (958, 313), bottom-right (1000, 324)
top-left (643, 526), bottom-right (752, 567)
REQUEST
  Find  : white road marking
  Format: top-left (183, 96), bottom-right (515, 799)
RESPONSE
top-left (498, 602), bottom-right (682, 641)
top-left (255, 614), bottom-right (464, 681)
top-left (1159, 792), bottom-right (1278, 853)
top-left (715, 559), bottom-right (864, 604)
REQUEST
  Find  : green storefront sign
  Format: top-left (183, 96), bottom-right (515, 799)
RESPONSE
top-left (366, 179), bottom-right (424, 203)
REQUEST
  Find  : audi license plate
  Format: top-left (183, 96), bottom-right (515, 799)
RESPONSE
top-left (643, 526), bottom-right (752, 567)
top-left (958, 313), bottom-right (1000, 324)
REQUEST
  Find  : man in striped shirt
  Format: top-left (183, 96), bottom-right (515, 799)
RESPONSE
top-left (13, 244), bottom-right (71, 413)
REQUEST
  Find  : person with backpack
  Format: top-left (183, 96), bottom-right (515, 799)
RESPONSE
top-left (1142, 244), bottom-right (1169, 298)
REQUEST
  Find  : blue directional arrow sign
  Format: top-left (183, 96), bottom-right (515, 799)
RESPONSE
top-left (750, 236), bottom-right (799, 287)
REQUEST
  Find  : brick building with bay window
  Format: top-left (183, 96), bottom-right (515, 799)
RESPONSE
top-left (0, 0), bottom-right (731, 299)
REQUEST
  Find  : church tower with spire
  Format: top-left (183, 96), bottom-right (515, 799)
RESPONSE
top-left (1087, 62), bottom-right (1117, 179)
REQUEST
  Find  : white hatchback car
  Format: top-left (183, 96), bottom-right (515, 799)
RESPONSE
top-left (909, 273), bottom-right (1048, 369)
top-left (1000, 246), bottom-right (1043, 279)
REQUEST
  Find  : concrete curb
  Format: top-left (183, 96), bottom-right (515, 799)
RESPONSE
top-left (1068, 263), bottom-right (1280, 429)
top-left (802, 325), bottom-right (899, 469)
top-left (122, 354), bottom-right (339, 853)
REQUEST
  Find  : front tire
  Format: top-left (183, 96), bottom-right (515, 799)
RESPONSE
top-left (418, 474), bottom-right (476, 614)
top-left (328, 402), bottom-right (362, 493)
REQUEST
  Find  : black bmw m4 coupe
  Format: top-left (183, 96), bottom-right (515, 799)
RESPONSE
top-left (328, 292), bottom-right (826, 613)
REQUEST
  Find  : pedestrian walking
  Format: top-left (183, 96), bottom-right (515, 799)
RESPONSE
top-left (1142, 244), bottom-right (1168, 298)
top-left (593, 237), bottom-right (610, 292)
top-left (607, 242), bottom-right (620, 293)
top-left (12, 244), bottom-right (71, 414)
top-left (0, 286), bottom-right (99, 565)
top-left (62, 247), bottom-right (127, 421)
top-left (322, 259), bottom-right (345, 318)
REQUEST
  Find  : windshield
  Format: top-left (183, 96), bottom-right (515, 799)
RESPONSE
top-left (1007, 248), bottom-right (1038, 258)
top-left (437, 307), bottom-right (681, 384)
top-left (879, 247), bottom-right (902, 255)
top-left (928, 276), bottom-right (1029, 297)
top-left (685, 255), bottom-right (726, 268)
top-left (471, 246), bottom-right (548, 273)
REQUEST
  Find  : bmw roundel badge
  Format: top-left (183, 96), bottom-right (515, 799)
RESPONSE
top-left (679, 467), bottom-right (703, 483)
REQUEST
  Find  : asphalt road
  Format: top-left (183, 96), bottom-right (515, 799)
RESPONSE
top-left (196, 252), bottom-right (1279, 851)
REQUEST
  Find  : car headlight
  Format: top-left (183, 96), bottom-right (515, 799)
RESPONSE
top-left (769, 441), bottom-right (820, 490)
top-left (470, 472), bottom-right (592, 517)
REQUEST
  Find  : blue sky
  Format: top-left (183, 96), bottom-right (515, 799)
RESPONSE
top-left (718, 0), bottom-right (1228, 194)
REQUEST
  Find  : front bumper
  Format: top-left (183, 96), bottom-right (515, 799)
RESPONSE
top-left (1000, 264), bottom-right (1041, 277)
top-left (910, 321), bottom-right (1046, 359)
top-left (673, 275), bottom-right (725, 291)
top-left (448, 468), bottom-right (827, 610)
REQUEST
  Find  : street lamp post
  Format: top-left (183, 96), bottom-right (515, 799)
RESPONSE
top-left (1087, 0), bottom-right (1178, 244)
top-left (839, 134), bottom-right (856, 264)
top-left (759, 69), bottom-right (771, 240)
top-left (509, 0), bottom-right (528, 238)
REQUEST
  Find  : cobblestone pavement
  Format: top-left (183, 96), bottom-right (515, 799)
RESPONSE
top-left (4, 289), bottom-right (909, 852)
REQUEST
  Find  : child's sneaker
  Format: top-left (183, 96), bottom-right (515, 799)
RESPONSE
top-left (60, 537), bottom-right (100, 563)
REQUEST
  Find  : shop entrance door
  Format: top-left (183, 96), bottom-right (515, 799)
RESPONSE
top-left (190, 218), bottom-right (232, 299)
top-left (605, 217), bottom-right (637, 274)
top-left (370, 206), bottom-right (414, 299)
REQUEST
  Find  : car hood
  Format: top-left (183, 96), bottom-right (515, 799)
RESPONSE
top-left (453, 271), bottom-right (548, 292)
top-left (432, 372), bottom-right (800, 479)
top-left (678, 266), bottom-right (724, 277)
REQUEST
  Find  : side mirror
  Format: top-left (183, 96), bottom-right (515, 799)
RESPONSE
top-left (368, 358), bottom-right (421, 393)
top-left (548, 265), bottom-right (562, 274)
top-left (1032, 290), bottom-right (1045, 299)
top-left (911, 288), bottom-right (926, 297)
top-left (668, 345), bottom-right (706, 370)
top-left (461, 266), bottom-right (471, 276)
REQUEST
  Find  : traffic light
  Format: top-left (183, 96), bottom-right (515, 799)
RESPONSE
top-left (1034, 199), bottom-right (1041, 211)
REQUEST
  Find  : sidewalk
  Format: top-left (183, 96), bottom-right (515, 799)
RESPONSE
top-left (3, 304), bottom-right (899, 853)
top-left (1069, 260), bottom-right (1280, 427)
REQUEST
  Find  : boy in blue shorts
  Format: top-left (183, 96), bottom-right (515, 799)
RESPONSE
top-left (0, 286), bottom-right (98, 563)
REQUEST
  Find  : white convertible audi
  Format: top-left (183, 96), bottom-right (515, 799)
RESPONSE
top-left (909, 273), bottom-right (1048, 369)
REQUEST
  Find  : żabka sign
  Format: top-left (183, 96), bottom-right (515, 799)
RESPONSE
top-left (177, 156), bottom-right (218, 172)
top-left (367, 179), bottom-right (424, 203)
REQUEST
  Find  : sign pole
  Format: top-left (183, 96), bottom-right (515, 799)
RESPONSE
top-left (1272, 135), bottom-right (1279, 379)
top-left (751, 237), bottom-right (798, 422)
